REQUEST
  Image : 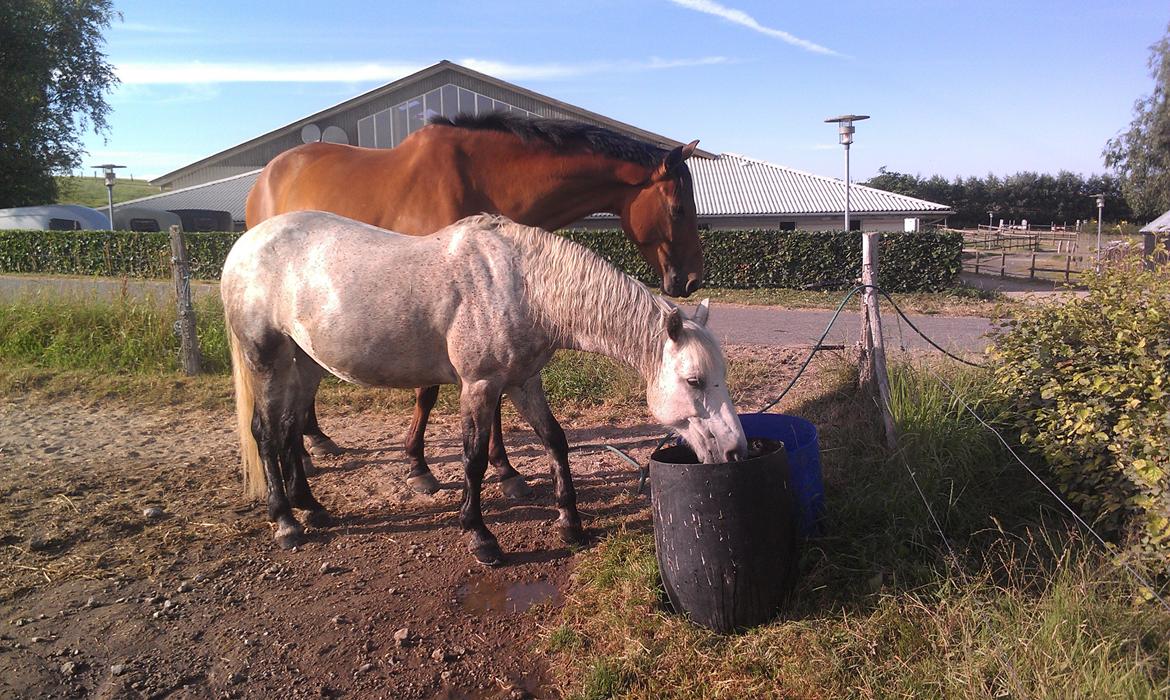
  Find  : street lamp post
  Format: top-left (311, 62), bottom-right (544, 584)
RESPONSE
top-left (1090, 193), bottom-right (1105, 271)
top-left (90, 163), bottom-right (126, 230)
top-left (824, 114), bottom-right (895, 449)
top-left (824, 115), bottom-right (869, 233)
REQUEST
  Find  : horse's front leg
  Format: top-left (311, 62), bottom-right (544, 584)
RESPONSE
top-left (404, 385), bottom-right (442, 495)
top-left (459, 381), bottom-right (505, 566)
top-left (489, 399), bottom-right (533, 499)
top-left (506, 375), bottom-right (585, 545)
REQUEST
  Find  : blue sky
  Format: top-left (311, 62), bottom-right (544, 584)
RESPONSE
top-left (83, 0), bottom-right (1168, 183)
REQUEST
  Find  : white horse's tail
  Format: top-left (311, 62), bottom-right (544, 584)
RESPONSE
top-left (229, 329), bottom-right (266, 500)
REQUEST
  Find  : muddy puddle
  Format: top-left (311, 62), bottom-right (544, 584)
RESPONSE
top-left (455, 578), bottom-right (561, 615)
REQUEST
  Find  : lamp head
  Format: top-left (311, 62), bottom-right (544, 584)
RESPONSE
top-left (825, 114), bottom-right (870, 146)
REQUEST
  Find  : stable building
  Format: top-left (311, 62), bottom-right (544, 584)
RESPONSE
top-left (124, 60), bottom-right (951, 231)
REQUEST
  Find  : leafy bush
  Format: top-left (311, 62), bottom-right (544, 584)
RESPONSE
top-left (990, 255), bottom-right (1170, 573)
top-left (0, 227), bottom-right (963, 291)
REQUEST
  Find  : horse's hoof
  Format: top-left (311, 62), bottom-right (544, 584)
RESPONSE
top-left (498, 474), bottom-right (533, 500)
top-left (407, 472), bottom-right (441, 495)
top-left (307, 437), bottom-right (344, 457)
top-left (275, 527), bottom-right (305, 550)
top-left (304, 509), bottom-right (333, 528)
top-left (302, 452), bottom-right (318, 478)
top-left (470, 541), bottom-right (505, 567)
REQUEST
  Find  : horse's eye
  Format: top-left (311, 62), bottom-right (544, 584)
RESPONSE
top-left (687, 377), bottom-right (704, 389)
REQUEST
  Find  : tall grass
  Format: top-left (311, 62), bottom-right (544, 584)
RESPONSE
top-left (0, 294), bottom-right (228, 373)
top-left (0, 295), bottom-right (647, 413)
top-left (547, 359), bottom-right (1170, 698)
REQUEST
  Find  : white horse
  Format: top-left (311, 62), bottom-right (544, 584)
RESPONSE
top-left (221, 211), bottom-right (745, 565)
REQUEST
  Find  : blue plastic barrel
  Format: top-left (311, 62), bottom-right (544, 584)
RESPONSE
top-left (738, 413), bottom-right (824, 536)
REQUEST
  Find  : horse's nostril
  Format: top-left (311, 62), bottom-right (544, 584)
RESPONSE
top-left (724, 448), bottom-right (742, 463)
top-left (663, 277), bottom-right (688, 298)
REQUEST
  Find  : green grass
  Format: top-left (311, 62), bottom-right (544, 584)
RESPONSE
top-left (54, 175), bottom-right (160, 208)
top-left (0, 295), bottom-right (649, 415)
top-left (546, 359), bottom-right (1170, 699)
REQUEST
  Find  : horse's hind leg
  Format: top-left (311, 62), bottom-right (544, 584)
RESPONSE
top-left (489, 400), bottom-right (532, 499)
top-left (404, 385), bottom-right (442, 495)
top-left (288, 351), bottom-right (332, 528)
top-left (249, 341), bottom-right (308, 549)
top-left (304, 398), bottom-right (343, 456)
top-left (506, 375), bottom-right (585, 545)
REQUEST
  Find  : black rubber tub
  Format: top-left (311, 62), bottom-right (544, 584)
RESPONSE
top-left (649, 440), bottom-right (800, 633)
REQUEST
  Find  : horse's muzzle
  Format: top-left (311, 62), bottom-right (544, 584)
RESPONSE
top-left (663, 270), bottom-right (701, 298)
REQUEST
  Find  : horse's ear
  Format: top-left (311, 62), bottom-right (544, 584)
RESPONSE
top-left (693, 298), bottom-right (710, 327)
top-left (664, 306), bottom-right (684, 341)
top-left (655, 140), bottom-right (699, 181)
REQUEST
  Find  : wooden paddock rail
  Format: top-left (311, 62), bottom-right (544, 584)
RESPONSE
top-left (1027, 252), bottom-right (1078, 284)
top-left (965, 249), bottom-right (1083, 284)
top-left (964, 228), bottom-right (1079, 253)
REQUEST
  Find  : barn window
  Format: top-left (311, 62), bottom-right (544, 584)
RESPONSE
top-left (357, 115), bottom-right (375, 147)
top-left (374, 109), bottom-right (392, 147)
top-left (441, 85), bottom-right (458, 119)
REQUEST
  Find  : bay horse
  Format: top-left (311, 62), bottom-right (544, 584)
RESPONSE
top-left (245, 112), bottom-right (704, 498)
top-left (222, 211), bottom-right (744, 564)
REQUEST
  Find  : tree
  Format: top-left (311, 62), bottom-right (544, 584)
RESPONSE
top-left (0, 0), bottom-right (119, 207)
top-left (1104, 22), bottom-right (1170, 220)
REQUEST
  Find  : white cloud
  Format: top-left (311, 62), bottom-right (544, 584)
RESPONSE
top-left (115, 61), bottom-right (427, 85)
top-left (667, 0), bottom-right (838, 56)
top-left (459, 56), bottom-right (731, 80)
top-left (114, 56), bottom-right (730, 85)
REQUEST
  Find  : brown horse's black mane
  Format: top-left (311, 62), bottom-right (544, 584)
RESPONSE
top-left (428, 112), bottom-right (667, 168)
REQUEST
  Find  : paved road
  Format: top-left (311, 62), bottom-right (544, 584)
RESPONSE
top-left (706, 303), bottom-right (995, 355)
top-left (0, 275), bottom-right (996, 354)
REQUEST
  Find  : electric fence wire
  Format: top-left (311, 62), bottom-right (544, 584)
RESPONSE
top-left (921, 362), bottom-right (1170, 614)
top-left (575, 282), bottom-right (1169, 613)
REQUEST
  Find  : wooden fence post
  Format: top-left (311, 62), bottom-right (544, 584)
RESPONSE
top-left (999, 251), bottom-right (1006, 277)
top-left (1029, 253), bottom-right (1037, 280)
top-left (858, 231), bottom-right (897, 451)
top-left (973, 249), bottom-right (981, 274)
top-left (1064, 254), bottom-right (1072, 284)
top-left (169, 225), bottom-right (202, 375)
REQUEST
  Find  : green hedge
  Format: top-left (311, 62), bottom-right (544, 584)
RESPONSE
top-left (990, 258), bottom-right (1170, 576)
top-left (566, 228), bottom-right (962, 291)
top-left (0, 229), bottom-right (237, 280)
top-left (0, 227), bottom-right (962, 291)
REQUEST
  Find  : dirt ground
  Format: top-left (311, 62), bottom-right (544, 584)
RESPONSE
top-left (0, 346), bottom-right (805, 699)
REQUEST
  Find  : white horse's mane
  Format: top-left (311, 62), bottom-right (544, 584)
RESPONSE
top-left (465, 214), bottom-right (714, 378)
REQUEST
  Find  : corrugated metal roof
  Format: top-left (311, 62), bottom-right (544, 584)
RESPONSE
top-left (689, 154), bottom-right (951, 216)
top-left (115, 169), bottom-right (260, 221)
top-left (1140, 209), bottom-right (1170, 233)
top-left (116, 152), bottom-right (952, 225)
